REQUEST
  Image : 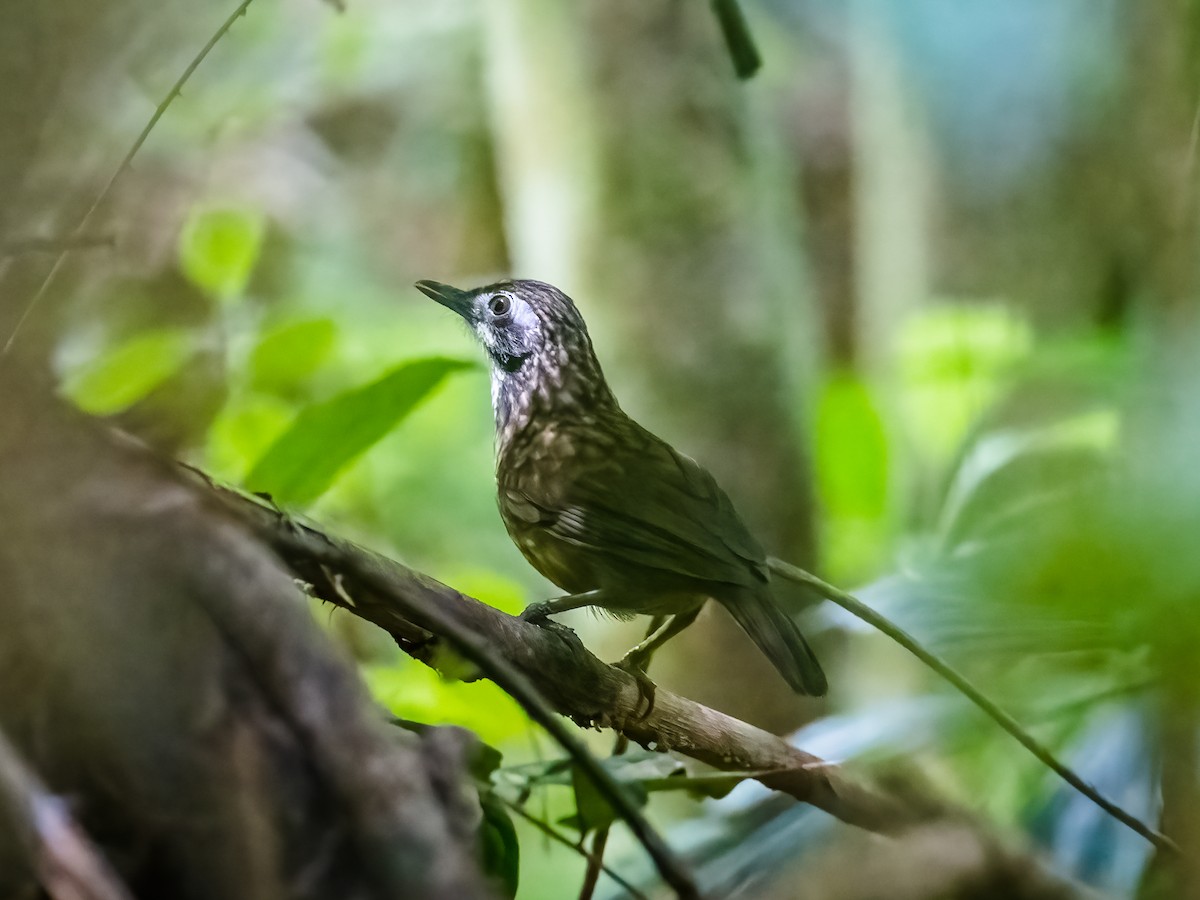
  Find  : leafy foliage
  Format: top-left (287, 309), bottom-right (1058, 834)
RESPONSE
top-left (245, 356), bottom-right (473, 506)
top-left (495, 749), bottom-right (764, 836)
top-left (61, 327), bottom-right (198, 415)
top-left (178, 205), bottom-right (267, 301)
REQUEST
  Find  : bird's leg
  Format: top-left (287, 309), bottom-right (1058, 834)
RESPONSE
top-left (518, 589), bottom-right (606, 623)
top-left (617, 606), bottom-right (701, 673)
top-left (614, 607), bottom-right (702, 719)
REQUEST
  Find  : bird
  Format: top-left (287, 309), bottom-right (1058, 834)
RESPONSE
top-left (415, 277), bottom-right (827, 698)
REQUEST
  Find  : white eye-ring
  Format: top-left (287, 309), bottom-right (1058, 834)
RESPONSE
top-left (488, 294), bottom-right (512, 317)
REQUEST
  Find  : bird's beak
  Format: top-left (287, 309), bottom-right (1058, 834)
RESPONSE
top-left (415, 280), bottom-right (474, 321)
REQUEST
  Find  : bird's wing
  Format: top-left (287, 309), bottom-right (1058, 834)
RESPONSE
top-left (507, 422), bottom-right (769, 587)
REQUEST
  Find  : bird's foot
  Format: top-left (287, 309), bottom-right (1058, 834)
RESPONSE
top-left (518, 600), bottom-right (555, 623)
top-left (612, 653), bottom-right (657, 720)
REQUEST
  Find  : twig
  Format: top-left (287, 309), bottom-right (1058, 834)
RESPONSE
top-left (579, 732), bottom-right (631, 900)
top-left (582, 626), bottom-right (662, 900)
top-left (0, 234), bottom-right (116, 257)
top-left (261, 519), bottom-right (702, 899)
top-left (0, 728), bottom-right (133, 900)
top-left (766, 556), bottom-right (1174, 853)
top-left (710, 0), bottom-right (762, 79)
top-left (0, 0), bottom-right (257, 358)
top-left (496, 794), bottom-right (650, 900)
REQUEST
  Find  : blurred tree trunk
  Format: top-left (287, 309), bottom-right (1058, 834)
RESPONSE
top-left (0, 373), bottom-right (493, 900)
top-left (848, 2), bottom-right (931, 375)
top-left (482, 0), bottom-right (822, 730)
top-left (575, 0), bottom-right (820, 731)
top-left (0, 2), bottom-right (496, 895)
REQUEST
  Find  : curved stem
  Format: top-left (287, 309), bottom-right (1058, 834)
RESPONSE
top-left (767, 556), bottom-right (1174, 853)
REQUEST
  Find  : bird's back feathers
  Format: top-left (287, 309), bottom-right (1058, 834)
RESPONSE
top-left (500, 413), bottom-right (768, 589)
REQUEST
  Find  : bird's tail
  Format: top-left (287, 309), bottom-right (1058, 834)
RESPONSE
top-left (722, 588), bottom-right (827, 696)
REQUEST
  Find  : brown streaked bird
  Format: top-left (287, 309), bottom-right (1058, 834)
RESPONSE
top-left (416, 278), bottom-right (827, 697)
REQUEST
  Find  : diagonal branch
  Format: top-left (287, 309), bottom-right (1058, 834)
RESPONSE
top-left (0, 234), bottom-right (116, 257)
top-left (198, 477), bottom-right (933, 838)
top-left (191, 478), bottom-right (703, 899)
top-left (766, 557), bottom-right (1173, 853)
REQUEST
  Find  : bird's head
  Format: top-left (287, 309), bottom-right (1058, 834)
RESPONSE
top-left (415, 278), bottom-right (615, 430)
top-left (415, 278), bottom-right (592, 373)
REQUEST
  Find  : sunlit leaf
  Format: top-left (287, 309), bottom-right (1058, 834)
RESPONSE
top-left (816, 372), bottom-right (889, 519)
top-left (249, 318), bottom-right (337, 393)
top-left (364, 659), bottom-right (529, 747)
top-left (898, 304), bottom-right (1032, 461)
top-left (815, 372), bottom-right (890, 578)
top-left (61, 327), bottom-right (196, 415)
top-left (245, 356), bottom-right (472, 506)
top-left (179, 205), bottom-right (266, 300)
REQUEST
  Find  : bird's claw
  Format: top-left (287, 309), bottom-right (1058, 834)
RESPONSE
top-left (519, 601), bottom-right (553, 623)
top-left (613, 654), bottom-right (657, 720)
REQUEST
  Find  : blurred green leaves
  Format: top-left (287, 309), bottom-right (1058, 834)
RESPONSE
top-left (496, 750), bottom-right (762, 835)
top-left (179, 205), bottom-right (267, 301)
top-left (815, 372), bottom-right (889, 579)
top-left (246, 356), bottom-right (473, 506)
top-left (812, 305), bottom-right (1034, 579)
top-left (365, 659), bottom-right (529, 747)
top-left (61, 327), bottom-right (197, 415)
top-left (249, 318), bottom-right (338, 393)
top-left (898, 304), bottom-right (1032, 461)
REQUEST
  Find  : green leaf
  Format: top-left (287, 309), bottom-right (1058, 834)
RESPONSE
top-left (365, 660), bottom-right (530, 747)
top-left (815, 372), bottom-right (889, 520)
top-left (245, 356), bottom-right (471, 505)
top-left (493, 758), bottom-right (573, 793)
top-left (249, 318), bottom-right (337, 393)
top-left (814, 371), bottom-right (890, 578)
top-left (642, 771), bottom-right (760, 800)
top-left (938, 411), bottom-right (1117, 544)
top-left (479, 792), bottom-right (521, 898)
top-left (61, 327), bottom-right (196, 415)
top-left (179, 205), bottom-right (266, 300)
top-left (567, 762), bottom-right (648, 834)
top-left (206, 395), bottom-right (295, 481)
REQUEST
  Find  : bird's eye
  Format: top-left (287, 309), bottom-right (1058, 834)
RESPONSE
top-left (488, 295), bottom-right (512, 317)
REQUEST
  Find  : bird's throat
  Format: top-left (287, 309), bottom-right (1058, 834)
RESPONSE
top-left (490, 353), bottom-right (616, 443)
